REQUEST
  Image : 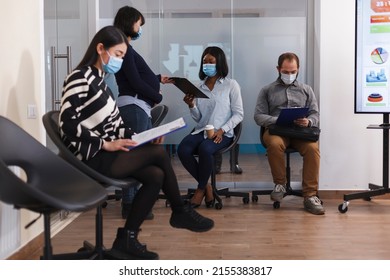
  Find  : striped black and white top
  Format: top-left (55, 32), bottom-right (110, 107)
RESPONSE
top-left (59, 66), bottom-right (133, 161)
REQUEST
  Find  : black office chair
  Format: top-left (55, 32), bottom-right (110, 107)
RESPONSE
top-left (151, 104), bottom-right (169, 127)
top-left (251, 126), bottom-right (302, 209)
top-left (43, 111), bottom-right (141, 205)
top-left (185, 122), bottom-right (250, 210)
top-left (0, 115), bottom-right (108, 260)
top-left (42, 111), bottom-right (141, 258)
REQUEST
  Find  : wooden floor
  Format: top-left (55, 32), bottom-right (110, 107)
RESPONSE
top-left (30, 153), bottom-right (390, 259)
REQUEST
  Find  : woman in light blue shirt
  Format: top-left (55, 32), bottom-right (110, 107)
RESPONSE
top-left (177, 46), bottom-right (244, 208)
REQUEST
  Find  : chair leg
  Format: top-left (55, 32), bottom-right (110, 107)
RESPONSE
top-left (42, 205), bottom-right (128, 260)
top-left (285, 152), bottom-right (302, 197)
top-left (230, 144), bottom-right (243, 174)
top-left (42, 213), bottom-right (53, 260)
top-left (40, 212), bottom-right (97, 260)
top-left (214, 153), bottom-right (222, 174)
top-left (286, 152), bottom-right (291, 189)
top-left (95, 206), bottom-right (104, 259)
top-left (211, 168), bottom-right (223, 209)
top-left (212, 154), bottom-right (250, 207)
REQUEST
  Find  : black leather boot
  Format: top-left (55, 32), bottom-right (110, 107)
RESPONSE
top-left (111, 228), bottom-right (159, 260)
top-left (170, 204), bottom-right (214, 232)
top-left (230, 144), bottom-right (243, 174)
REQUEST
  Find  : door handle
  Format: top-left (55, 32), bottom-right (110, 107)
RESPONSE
top-left (50, 46), bottom-right (72, 110)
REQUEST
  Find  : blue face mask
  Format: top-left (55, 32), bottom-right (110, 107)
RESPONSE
top-left (131, 26), bottom-right (142, 40)
top-left (280, 73), bottom-right (297, 85)
top-left (203, 63), bottom-right (217, 77)
top-left (102, 51), bottom-right (123, 74)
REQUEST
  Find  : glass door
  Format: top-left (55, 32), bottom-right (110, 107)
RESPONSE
top-left (44, 0), bottom-right (91, 113)
top-left (44, 0), bottom-right (93, 151)
top-left (43, 0), bottom-right (94, 223)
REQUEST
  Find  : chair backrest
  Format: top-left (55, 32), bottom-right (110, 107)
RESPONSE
top-left (0, 115), bottom-right (107, 212)
top-left (151, 104), bottom-right (169, 128)
top-left (42, 111), bottom-right (140, 189)
top-left (215, 122), bottom-right (242, 155)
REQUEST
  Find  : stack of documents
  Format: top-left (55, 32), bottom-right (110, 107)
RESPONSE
top-left (131, 117), bottom-right (186, 147)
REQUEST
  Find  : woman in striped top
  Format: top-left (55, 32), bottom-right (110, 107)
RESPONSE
top-left (59, 26), bottom-right (214, 260)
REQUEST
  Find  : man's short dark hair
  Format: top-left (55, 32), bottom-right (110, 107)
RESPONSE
top-left (277, 52), bottom-right (300, 68)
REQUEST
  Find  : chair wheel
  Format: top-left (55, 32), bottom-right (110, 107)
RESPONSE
top-left (215, 202), bottom-right (223, 210)
top-left (243, 197), bottom-right (249, 204)
top-left (338, 202), bottom-right (348, 213)
top-left (165, 200), bottom-right (170, 207)
top-left (101, 201), bottom-right (108, 208)
top-left (252, 195), bottom-right (258, 202)
top-left (273, 201), bottom-right (280, 209)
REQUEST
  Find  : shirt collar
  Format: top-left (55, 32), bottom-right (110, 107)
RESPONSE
top-left (202, 76), bottom-right (225, 85)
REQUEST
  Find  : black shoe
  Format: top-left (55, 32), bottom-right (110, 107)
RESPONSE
top-left (230, 164), bottom-right (243, 174)
top-left (111, 228), bottom-right (159, 260)
top-left (170, 204), bottom-right (214, 232)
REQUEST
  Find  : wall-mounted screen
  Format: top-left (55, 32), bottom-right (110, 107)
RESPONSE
top-left (355, 0), bottom-right (390, 113)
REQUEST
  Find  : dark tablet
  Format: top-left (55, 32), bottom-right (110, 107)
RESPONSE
top-left (171, 77), bottom-right (209, 98)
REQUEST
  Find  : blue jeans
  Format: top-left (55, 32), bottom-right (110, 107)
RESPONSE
top-left (119, 104), bottom-right (152, 204)
top-left (119, 104), bottom-right (152, 133)
top-left (177, 132), bottom-right (232, 189)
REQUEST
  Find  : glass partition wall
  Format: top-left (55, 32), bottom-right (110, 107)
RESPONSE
top-left (99, 0), bottom-right (311, 150)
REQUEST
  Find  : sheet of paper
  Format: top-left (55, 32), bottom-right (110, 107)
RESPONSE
top-left (131, 117), bottom-right (186, 147)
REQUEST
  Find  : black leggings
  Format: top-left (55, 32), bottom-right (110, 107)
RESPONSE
top-left (84, 143), bottom-right (183, 230)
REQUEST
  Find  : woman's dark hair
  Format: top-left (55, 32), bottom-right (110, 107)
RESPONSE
top-left (114, 6), bottom-right (145, 37)
top-left (277, 52), bottom-right (300, 69)
top-left (199, 46), bottom-right (229, 80)
top-left (76, 26), bottom-right (127, 69)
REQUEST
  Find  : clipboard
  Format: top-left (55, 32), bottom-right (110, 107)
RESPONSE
top-left (171, 77), bottom-right (209, 98)
top-left (276, 107), bottom-right (309, 126)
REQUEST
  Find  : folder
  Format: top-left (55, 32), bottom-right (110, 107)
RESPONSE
top-left (276, 107), bottom-right (309, 126)
top-left (171, 77), bottom-right (209, 98)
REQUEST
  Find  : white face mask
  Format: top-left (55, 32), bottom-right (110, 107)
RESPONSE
top-left (280, 73), bottom-right (297, 85)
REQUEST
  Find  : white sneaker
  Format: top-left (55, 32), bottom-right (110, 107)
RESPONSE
top-left (270, 184), bottom-right (286, 202)
top-left (304, 196), bottom-right (325, 215)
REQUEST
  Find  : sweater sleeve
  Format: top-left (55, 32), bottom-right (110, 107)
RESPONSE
top-left (119, 46), bottom-right (162, 104)
top-left (59, 71), bottom-right (104, 161)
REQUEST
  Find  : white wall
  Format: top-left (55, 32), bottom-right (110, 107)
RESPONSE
top-left (0, 0), bottom-right (385, 259)
top-left (0, 0), bottom-right (46, 254)
top-left (317, 0), bottom-right (383, 190)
